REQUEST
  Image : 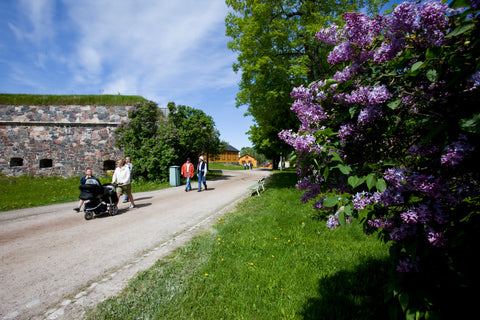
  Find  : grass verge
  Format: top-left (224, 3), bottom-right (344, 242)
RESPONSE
top-left (85, 170), bottom-right (391, 320)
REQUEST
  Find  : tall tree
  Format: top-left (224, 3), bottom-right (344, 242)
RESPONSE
top-left (167, 102), bottom-right (223, 163)
top-left (114, 101), bottom-right (223, 181)
top-left (226, 0), bottom-right (387, 168)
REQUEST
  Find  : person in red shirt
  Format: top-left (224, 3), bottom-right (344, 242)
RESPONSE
top-left (181, 158), bottom-right (194, 192)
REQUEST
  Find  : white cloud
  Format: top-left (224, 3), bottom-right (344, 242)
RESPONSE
top-left (60, 0), bottom-right (235, 100)
top-left (8, 0), bottom-right (55, 45)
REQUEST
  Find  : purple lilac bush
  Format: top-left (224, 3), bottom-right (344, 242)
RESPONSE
top-left (280, 0), bottom-right (479, 317)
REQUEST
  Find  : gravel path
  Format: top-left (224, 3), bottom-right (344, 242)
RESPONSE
top-left (0, 169), bottom-right (270, 320)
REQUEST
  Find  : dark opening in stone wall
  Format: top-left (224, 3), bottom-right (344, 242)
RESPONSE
top-left (9, 157), bottom-right (23, 167)
top-left (103, 160), bottom-right (116, 171)
top-left (39, 159), bottom-right (53, 168)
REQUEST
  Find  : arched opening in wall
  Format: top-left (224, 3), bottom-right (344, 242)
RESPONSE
top-left (103, 160), bottom-right (116, 171)
top-left (9, 158), bottom-right (23, 167)
top-left (39, 159), bottom-right (53, 168)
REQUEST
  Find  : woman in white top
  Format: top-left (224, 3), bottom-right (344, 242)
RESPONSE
top-left (112, 159), bottom-right (135, 208)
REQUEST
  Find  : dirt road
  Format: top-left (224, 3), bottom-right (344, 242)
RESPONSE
top-left (0, 169), bottom-right (270, 320)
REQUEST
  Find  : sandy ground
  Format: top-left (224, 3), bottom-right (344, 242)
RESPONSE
top-left (0, 169), bottom-right (270, 320)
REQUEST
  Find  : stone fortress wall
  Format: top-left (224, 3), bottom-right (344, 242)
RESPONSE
top-left (0, 104), bottom-right (129, 177)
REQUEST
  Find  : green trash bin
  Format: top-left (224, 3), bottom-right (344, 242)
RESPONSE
top-left (169, 165), bottom-right (181, 186)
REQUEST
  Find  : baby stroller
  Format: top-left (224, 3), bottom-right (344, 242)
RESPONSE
top-left (79, 178), bottom-right (118, 220)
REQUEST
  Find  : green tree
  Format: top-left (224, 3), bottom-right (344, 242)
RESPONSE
top-left (167, 102), bottom-right (223, 163)
top-left (114, 101), bottom-right (179, 181)
top-left (226, 0), bottom-right (387, 169)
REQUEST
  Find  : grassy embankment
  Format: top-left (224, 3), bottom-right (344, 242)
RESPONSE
top-left (0, 93), bottom-right (147, 106)
top-left (83, 170), bottom-right (391, 320)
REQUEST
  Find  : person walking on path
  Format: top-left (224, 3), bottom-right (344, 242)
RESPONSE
top-left (197, 156), bottom-right (208, 192)
top-left (112, 159), bottom-right (135, 208)
top-left (73, 168), bottom-right (100, 212)
top-left (123, 156), bottom-right (133, 203)
top-left (181, 158), bottom-right (194, 192)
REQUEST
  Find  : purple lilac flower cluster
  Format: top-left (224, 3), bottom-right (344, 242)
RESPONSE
top-left (441, 137), bottom-right (475, 166)
top-left (406, 144), bottom-right (439, 157)
top-left (326, 211), bottom-right (340, 229)
top-left (396, 257), bottom-right (420, 273)
top-left (418, 1), bottom-right (450, 46)
top-left (337, 123), bottom-right (356, 143)
top-left (289, 83), bottom-right (330, 131)
top-left (278, 130), bottom-right (323, 154)
top-left (296, 176), bottom-right (323, 203)
top-left (344, 85), bottom-right (392, 105)
top-left (468, 70), bottom-right (480, 90)
top-left (359, 168), bottom-right (451, 247)
top-left (317, 1), bottom-right (451, 66)
top-left (333, 65), bottom-right (355, 82)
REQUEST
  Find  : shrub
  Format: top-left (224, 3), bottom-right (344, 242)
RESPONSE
top-left (280, 1), bottom-right (480, 317)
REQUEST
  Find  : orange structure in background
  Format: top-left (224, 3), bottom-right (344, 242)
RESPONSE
top-left (238, 154), bottom-right (258, 168)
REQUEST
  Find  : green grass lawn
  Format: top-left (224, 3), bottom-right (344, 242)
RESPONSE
top-left (0, 174), bottom-right (170, 211)
top-left (208, 162), bottom-right (245, 170)
top-left (85, 170), bottom-right (392, 320)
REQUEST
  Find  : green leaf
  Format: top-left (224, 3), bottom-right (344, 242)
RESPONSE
top-left (324, 78), bottom-right (338, 87)
top-left (337, 164), bottom-right (352, 175)
top-left (410, 61), bottom-right (424, 72)
top-left (459, 113), bottom-right (480, 134)
top-left (446, 22), bottom-right (475, 38)
top-left (450, 0), bottom-right (471, 8)
top-left (376, 178), bottom-right (387, 192)
top-left (323, 166), bottom-right (330, 181)
top-left (337, 209), bottom-right (346, 226)
top-left (387, 99), bottom-right (401, 110)
top-left (344, 204), bottom-right (353, 215)
top-left (323, 196), bottom-right (338, 207)
top-left (349, 106), bottom-right (357, 119)
top-left (348, 176), bottom-right (365, 188)
top-left (381, 159), bottom-right (397, 166)
top-left (366, 173), bottom-right (376, 190)
top-left (330, 151), bottom-right (343, 163)
top-left (399, 292), bottom-right (409, 313)
top-left (426, 69), bottom-right (438, 83)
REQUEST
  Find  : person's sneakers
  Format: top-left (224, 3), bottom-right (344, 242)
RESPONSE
top-left (185, 189), bottom-right (188, 192)
top-left (204, 185), bottom-right (208, 190)
top-left (73, 207), bottom-right (80, 212)
top-left (129, 204), bottom-right (135, 209)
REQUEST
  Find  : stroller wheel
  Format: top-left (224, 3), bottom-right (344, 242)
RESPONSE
top-left (84, 210), bottom-right (93, 220)
top-left (109, 205), bottom-right (118, 216)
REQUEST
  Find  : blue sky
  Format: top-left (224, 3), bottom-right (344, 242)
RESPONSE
top-left (0, 0), bottom-right (402, 151)
top-left (0, 0), bottom-right (253, 150)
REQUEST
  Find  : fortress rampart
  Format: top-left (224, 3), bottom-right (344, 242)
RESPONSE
top-left (0, 104), bottom-right (129, 177)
